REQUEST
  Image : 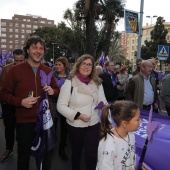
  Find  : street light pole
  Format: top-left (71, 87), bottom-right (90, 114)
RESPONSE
top-left (52, 42), bottom-right (57, 65)
top-left (146, 15), bottom-right (157, 26)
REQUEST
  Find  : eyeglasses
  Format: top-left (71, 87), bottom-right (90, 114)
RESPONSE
top-left (81, 62), bottom-right (93, 68)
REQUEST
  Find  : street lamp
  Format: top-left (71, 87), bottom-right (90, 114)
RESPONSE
top-left (146, 15), bottom-right (157, 26)
top-left (52, 42), bottom-right (57, 65)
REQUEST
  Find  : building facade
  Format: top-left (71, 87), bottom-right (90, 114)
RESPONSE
top-left (125, 22), bottom-right (170, 68)
top-left (0, 14), bottom-right (55, 53)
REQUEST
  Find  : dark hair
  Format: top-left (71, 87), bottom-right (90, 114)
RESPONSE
top-left (23, 36), bottom-right (46, 59)
top-left (13, 49), bottom-right (24, 55)
top-left (55, 57), bottom-right (69, 72)
top-left (105, 61), bottom-right (114, 67)
top-left (136, 59), bottom-right (142, 62)
top-left (100, 100), bottom-right (138, 140)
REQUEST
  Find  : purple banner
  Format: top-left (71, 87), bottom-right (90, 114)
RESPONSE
top-left (135, 110), bottom-right (170, 170)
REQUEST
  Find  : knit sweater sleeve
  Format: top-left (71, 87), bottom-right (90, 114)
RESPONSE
top-left (0, 67), bottom-right (22, 106)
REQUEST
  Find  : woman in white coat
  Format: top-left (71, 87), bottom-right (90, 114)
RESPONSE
top-left (57, 54), bottom-right (107, 170)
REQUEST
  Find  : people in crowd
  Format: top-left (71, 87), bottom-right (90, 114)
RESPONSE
top-left (148, 59), bottom-right (159, 86)
top-left (57, 54), bottom-right (107, 170)
top-left (5, 58), bottom-right (14, 65)
top-left (99, 61), bottom-right (118, 103)
top-left (96, 100), bottom-right (147, 170)
top-left (114, 64), bottom-right (121, 75)
top-left (117, 65), bottom-right (129, 100)
top-left (125, 60), bottom-right (158, 111)
top-left (0, 36), bottom-right (59, 170)
top-left (160, 73), bottom-right (170, 116)
top-left (133, 58), bottom-right (142, 76)
top-left (54, 57), bottom-right (70, 161)
top-left (0, 49), bottom-right (25, 162)
top-left (96, 65), bottom-right (103, 75)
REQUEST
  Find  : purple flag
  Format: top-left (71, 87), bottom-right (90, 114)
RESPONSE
top-left (31, 70), bottom-right (57, 169)
top-left (135, 110), bottom-right (170, 170)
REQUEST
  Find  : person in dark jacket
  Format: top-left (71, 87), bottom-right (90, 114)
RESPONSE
top-left (0, 36), bottom-right (59, 170)
top-left (99, 61), bottom-right (118, 103)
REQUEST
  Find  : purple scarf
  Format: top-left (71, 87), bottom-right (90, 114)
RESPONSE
top-left (76, 72), bottom-right (90, 84)
top-left (104, 69), bottom-right (118, 87)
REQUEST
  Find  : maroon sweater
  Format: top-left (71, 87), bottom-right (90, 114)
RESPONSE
top-left (0, 62), bottom-right (59, 123)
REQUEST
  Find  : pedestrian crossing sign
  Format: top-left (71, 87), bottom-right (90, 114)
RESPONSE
top-left (158, 45), bottom-right (169, 60)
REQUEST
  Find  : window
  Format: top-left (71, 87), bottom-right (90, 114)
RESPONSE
top-left (9, 40), bottom-right (13, 43)
top-left (9, 34), bottom-right (13, 38)
top-left (2, 44), bottom-right (6, 48)
top-left (21, 35), bottom-right (25, 39)
top-left (1, 39), bottom-right (6, 43)
top-left (33, 25), bottom-right (38, 29)
top-left (40, 20), bottom-right (45, 24)
top-left (21, 24), bottom-right (25, 28)
top-left (1, 33), bottom-right (6, 37)
top-left (48, 21), bottom-right (52, 24)
top-left (15, 18), bottom-right (18, 20)
top-left (15, 29), bottom-right (18, 33)
top-left (23, 19), bottom-right (26, 21)
top-left (1, 22), bottom-right (6, 26)
top-left (21, 30), bottom-right (25, 33)
top-left (1, 28), bottom-right (6, 32)
top-left (26, 30), bottom-right (32, 33)
top-left (9, 28), bottom-right (13, 32)
top-left (9, 23), bottom-right (13, 27)
top-left (15, 35), bottom-right (18, 38)
top-left (27, 19), bottom-right (31, 22)
top-left (26, 25), bottom-right (31, 28)
top-left (15, 23), bottom-right (18, 27)
top-left (9, 45), bottom-right (13, 48)
top-left (15, 40), bottom-right (18, 43)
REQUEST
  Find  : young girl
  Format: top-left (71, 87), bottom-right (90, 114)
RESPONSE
top-left (96, 100), bottom-right (147, 170)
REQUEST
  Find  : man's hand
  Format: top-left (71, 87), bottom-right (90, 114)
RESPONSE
top-left (78, 114), bottom-right (91, 122)
top-left (43, 85), bottom-right (54, 95)
top-left (21, 97), bottom-right (40, 108)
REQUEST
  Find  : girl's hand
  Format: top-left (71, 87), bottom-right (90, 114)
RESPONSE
top-left (141, 162), bottom-right (148, 170)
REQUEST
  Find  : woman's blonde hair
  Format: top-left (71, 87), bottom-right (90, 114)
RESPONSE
top-left (69, 54), bottom-right (102, 85)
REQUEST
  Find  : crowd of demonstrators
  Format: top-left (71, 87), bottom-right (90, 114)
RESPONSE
top-left (57, 54), bottom-right (107, 170)
top-left (117, 65), bottom-right (129, 100)
top-left (0, 49), bottom-right (25, 162)
top-left (99, 61), bottom-right (118, 103)
top-left (53, 57), bottom-right (70, 161)
top-left (96, 100), bottom-right (147, 170)
top-left (0, 39), bottom-right (168, 170)
top-left (125, 60), bottom-right (158, 112)
top-left (0, 36), bottom-right (59, 170)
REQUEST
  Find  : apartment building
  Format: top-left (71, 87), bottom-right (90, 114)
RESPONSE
top-left (119, 31), bottom-right (128, 57)
top-left (0, 14), bottom-right (55, 53)
top-left (125, 22), bottom-right (170, 67)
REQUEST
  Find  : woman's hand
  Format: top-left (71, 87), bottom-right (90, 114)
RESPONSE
top-left (78, 114), bottom-right (91, 122)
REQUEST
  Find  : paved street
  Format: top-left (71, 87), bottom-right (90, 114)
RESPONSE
top-left (0, 119), bottom-right (86, 170)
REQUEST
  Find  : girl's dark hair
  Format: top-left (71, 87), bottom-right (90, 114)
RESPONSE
top-left (23, 36), bottom-right (46, 59)
top-left (100, 100), bottom-right (138, 140)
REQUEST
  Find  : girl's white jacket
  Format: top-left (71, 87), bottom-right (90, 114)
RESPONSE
top-left (57, 76), bottom-right (107, 127)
